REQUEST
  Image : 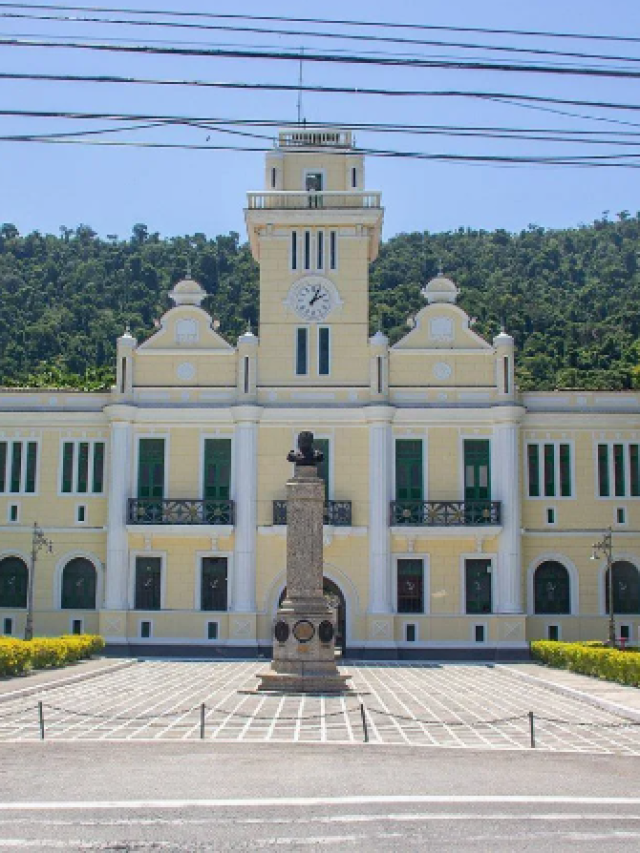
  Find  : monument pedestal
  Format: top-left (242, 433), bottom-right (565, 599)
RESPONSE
top-left (257, 440), bottom-right (352, 694)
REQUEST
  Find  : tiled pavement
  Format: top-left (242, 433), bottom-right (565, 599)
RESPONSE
top-left (1, 660), bottom-right (640, 754)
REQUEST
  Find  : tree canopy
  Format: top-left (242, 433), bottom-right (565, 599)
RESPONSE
top-left (1, 213), bottom-right (640, 392)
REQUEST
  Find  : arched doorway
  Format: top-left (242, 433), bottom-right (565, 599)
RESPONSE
top-left (278, 577), bottom-right (347, 656)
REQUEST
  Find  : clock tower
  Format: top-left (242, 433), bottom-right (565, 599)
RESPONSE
top-left (245, 128), bottom-right (384, 390)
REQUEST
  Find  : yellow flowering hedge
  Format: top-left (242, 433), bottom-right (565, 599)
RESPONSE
top-left (531, 640), bottom-right (640, 688)
top-left (0, 635), bottom-right (105, 678)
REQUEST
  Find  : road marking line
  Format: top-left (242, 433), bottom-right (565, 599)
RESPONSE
top-left (4, 795), bottom-right (640, 811)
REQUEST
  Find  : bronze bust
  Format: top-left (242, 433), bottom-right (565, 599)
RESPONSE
top-left (287, 431), bottom-right (324, 466)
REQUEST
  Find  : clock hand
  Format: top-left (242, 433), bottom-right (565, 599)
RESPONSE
top-left (309, 287), bottom-right (322, 306)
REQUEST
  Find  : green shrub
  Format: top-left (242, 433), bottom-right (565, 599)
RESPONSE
top-left (531, 641), bottom-right (640, 687)
top-left (0, 634), bottom-right (104, 678)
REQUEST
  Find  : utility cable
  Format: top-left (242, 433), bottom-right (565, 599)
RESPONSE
top-left (2, 71), bottom-right (640, 114)
top-left (4, 36), bottom-right (640, 79)
top-left (0, 2), bottom-right (638, 46)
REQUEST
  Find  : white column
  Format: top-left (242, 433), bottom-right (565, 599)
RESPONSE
top-left (493, 414), bottom-right (523, 613)
top-left (104, 412), bottom-right (133, 610)
top-left (368, 407), bottom-right (394, 613)
top-left (232, 406), bottom-right (260, 612)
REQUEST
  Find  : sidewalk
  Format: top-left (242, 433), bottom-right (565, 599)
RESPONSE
top-left (0, 657), bottom-right (136, 703)
top-left (504, 662), bottom-right (640, 721)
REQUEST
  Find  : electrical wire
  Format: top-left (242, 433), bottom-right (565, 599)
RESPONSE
top-left (2, 71), bottom-right (640, 114)
top-left (1, 134), bottom-right (639, 168)
top-left (5, 110), bottom-right (640, 145)
top-left (2, 9), bottom-right (640, 66)
top-left (0, 2), bottom-right (638, 46)
top-left (3, 36), bottom-right (640, 79)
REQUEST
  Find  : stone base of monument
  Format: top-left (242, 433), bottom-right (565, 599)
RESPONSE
top-left (256, 597), bottom-right (354, 694)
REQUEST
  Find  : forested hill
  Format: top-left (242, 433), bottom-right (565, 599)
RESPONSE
top-left (1, 214), bottom-right (640, 392)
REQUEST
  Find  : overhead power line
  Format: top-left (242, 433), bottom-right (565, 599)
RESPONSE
top-left (2, 71), bottom-right (640, 115)
top-left (2, 134), bottom-right (640, 167)
top-left (4, 36), bottom-right (640, 79)
top-left (2, 10), bottom-right (640, 66)
top-left (4, 110), bottom-right (640, 145)
top-left (0, 2), bottom-right (638, 46)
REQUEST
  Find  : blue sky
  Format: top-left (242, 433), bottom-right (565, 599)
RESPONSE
top-left (1, 0), bottom-right (639, 240)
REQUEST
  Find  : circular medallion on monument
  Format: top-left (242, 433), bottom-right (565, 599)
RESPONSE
top-left (285, 276), bottom-right (342, 322)
top-left (274, 620), bottom-right (290, 644)
top-left (318, 620), bottom-right (334, 644)
top-left (293, 619), bottom-right (315, 643)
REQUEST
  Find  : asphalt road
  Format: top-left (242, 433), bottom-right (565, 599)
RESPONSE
top-left (2, 742), bottom-right (640, 850)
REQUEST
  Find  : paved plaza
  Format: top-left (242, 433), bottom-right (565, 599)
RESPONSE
top-left (1, 661), bottom-right (640, 754)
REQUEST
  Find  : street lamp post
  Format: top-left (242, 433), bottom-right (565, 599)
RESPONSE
top-left (591, 526), bottom-right (616, 647)
top-left (24, 522), bottom-right (53, 642)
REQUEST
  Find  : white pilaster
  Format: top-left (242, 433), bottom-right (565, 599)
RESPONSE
top-left (368, 407), bottom-right (395, 613)
top-left (232, 406), bottom-right (261, 612)
top-left (493, 412), bottom-right (524, 613)
top-left (104, 407), bottom-right (134, 610)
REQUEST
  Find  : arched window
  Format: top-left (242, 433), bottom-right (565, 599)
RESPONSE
top-left (606, 560), bottom-right (640, 615)
top-left (61, 558), bottom-right (97, 610)
top-left (534, 561), bottom-right (571, 614)
top-left (0, 557), bottom-right (28, 608)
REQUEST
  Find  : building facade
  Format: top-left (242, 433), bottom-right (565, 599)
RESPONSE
top-left (1, 127), bottom-right (640, 658)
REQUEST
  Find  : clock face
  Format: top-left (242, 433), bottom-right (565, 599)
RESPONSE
top-left (291, 277), bottom-right (334, 321)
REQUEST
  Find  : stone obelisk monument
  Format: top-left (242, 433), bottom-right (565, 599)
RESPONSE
top-left (257, 432), bottom-right (351, 693)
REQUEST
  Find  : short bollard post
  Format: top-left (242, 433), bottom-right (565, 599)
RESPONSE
top-left (200, 703), bottom-right (206, 741)
top-left (360, 702), bottom-right (369, 743)
top-left (528, 711), bottom-right (536, 749)
top-left (38, 701), bottom-right (45, 740)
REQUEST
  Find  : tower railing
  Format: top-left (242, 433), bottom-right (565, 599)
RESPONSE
top-left (247, 191), bottom-right (381, 210)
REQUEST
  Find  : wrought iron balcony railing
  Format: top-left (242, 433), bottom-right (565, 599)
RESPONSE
top-left (273, 500), bottom-right (352, 527)
top-left (390, 500), bottom-right (501, 527)
top-left (128, 499), bottom-right (234, 526)
top-left (247, 191), bottom-right (382, 211)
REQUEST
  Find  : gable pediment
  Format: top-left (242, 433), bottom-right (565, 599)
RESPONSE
top-left (137, 306), bottom-right (234, 353)
top-left (392, 303), bottom-right (492, 352)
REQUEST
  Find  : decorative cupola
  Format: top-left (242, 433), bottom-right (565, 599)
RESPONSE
top-left (168, 273), bottom-right (207, 308)
top-left (420, 271), bottom-right (460, 305)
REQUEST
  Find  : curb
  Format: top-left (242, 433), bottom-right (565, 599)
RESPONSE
top-left (501, 664), bottom-right (640, 723)
top-left (0, 659), bottom-right (138, 704)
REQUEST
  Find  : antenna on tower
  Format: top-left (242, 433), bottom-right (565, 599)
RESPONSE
top-left (296, 47), bottom-right (305, 124)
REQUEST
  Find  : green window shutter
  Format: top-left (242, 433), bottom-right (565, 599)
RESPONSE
top-left (630, 445), bottom-right (640, 498)
top-left (395, 440), bottom-right (423, 501)
top-left (61, 558), bottom-right (97, 610)
top-left (77, 442), bottom-right (89, 494)
top-left (464, 440), bottom-right (490, 502)
top-left (0, 442), bottom-right (7, 493)
top-left (527, 445), bottom-right (540, 497)
top-left (62, 443), bottom-right (74, 493)
top-left (25, 442), bottom-right (37, 493)
top-left (201, 557), bottom-right (228, 611)
top-left (397, 558), bottom-right (424, 614)
top-left (92, 442), bottom-right (105, 493)
top-left (465, 559), bottom-right (492, 614)
top-left (314, 438), bottom-right (330, 498)
top-left (614, 444), bottom-right (625, 497)
top-left (138, 439), bottom-right (165, 499)
top-left (534, 561), bottom-right (570, 615)
top-left (559, 444), bottom-right (572, 497)
top-left (318, 327), bottom-right (330, 375)
top-left (0, 557), bottom-right (28, 608)
top-left (134, 556), bottom-right (162, 610)
top-left (10, 443), bottom-right (22, 493)
top-left (203, 439), bottom-right (231, 500)
top-left (296, 328), bottom-right (308, 375)
top-left (543, 444), bottom-right (555, 497)
top-left (598, 444), bottom-right (610, 497)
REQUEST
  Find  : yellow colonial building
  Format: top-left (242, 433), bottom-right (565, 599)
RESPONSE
top-left (1, 127), bottom-right (640, 658)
